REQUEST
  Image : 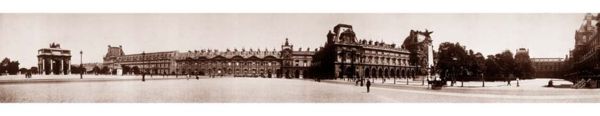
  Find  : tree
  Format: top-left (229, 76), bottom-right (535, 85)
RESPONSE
top-left (473, 52), bottom-right (486, 77)
top-left (30, 67), bottom-right (39, 74)
top-left (92, 66), bottom-right (100, 74)
top-left (485, 55), bottom-right (500, 78)
top-left (0, 58), bottom-right (11, 75)
top-left (7, 61), bottom-right (20, 75)
top-left (100, 66), bottom-right (110, 74)
top-left (514, 51), bottom-right (534, 79)
top-left (70, 65), bottom-right (79, 74)
top-left (132, 66), bottom-right (140, 75)
top-left (497, 50), bottom-right (516, 80)
top-left (19, 68), bottom-right (28, 74)
top-left (70, 65), bottom-right (87, 74)
top-left (0, 64), bottom-right (5, 75)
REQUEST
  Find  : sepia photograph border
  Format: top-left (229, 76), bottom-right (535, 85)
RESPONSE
top-left (1, 0), bottom-right (600, 116)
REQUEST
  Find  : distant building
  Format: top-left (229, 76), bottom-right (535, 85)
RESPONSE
top-left (37, 43), bottom-right (71, 75)
top-left (103, 45), bottom-right (125, 73)
top-left (103, 46), bottom-right (178, 75)
top-left (80, 63), bottom-right (104, 73)
top-left (514, 48), bottom-right (534, 78)
top-left (174, 48), bottom-right (280, 77)
top-left (531, 58), bottom-right (563, 78)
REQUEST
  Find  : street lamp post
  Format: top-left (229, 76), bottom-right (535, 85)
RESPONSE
top-left (142, 51), bottom-right (146, 82)
top-left (80, 51), bottom-right (83, 79)
top-left (406, 69), bottom-right (410, 85)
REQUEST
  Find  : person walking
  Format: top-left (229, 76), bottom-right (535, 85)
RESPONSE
top-left (516, 78), bottom-right (520, 87)
top-left (366, 79), bottom-right (371, 93)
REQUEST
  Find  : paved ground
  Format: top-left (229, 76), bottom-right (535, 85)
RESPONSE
top-left (0, 75), bottom-right (599, 103)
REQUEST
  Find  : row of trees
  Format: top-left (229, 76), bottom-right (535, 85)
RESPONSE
top-left (69, 65), bottom-right (144, 75)
top-left (121, 65), bottom-right (141, 75)
top-left (435, 42), bottom-right (535, 84)
top-left (1, 57), bottom-right (165, 76)
top-left (0, 58), bottom-right (21, 75)
top-left (70, 65), bottom-right (116, 75)
top-left (436, 42), bottom-right (485, 83)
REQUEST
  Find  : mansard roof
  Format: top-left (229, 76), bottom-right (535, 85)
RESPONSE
top-left (105, 45), bottom-right (124, 58)
top-left (176, 50), bottom-right (281, 60)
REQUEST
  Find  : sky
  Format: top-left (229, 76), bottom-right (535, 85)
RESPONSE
top-left (0, 14), bottom-right (585, 68)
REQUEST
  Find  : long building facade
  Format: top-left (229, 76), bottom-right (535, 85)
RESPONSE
top-left (104, 45), bottom-right (178, 75)
top-left (102, 39), bottom-right (315, 78)
top-left (531, 58), bottom-right (564, 78)
top-left (101, 24), bottom-right (426, 79)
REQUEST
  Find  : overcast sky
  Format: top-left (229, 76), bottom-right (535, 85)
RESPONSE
top-left (0, 14), bottom-right (585, 68)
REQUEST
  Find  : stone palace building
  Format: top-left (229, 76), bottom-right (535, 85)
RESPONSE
top-left (309, 24), bottom-right (432, 79)
top-left (99, 24), bottom-right (430, 79)
top-left (565, 13), bottom-right (600, 81)
top-left (102, 39), bottom-right (314, 78)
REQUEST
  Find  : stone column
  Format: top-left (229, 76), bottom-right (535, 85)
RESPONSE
top-left (40, 58), bottom-right (45, 75)
top-left (67, 59), bottom-right (71, 75)
top-left (59, 59), bottom-right (64, 75)
top-left (49, 59), bottom-right (53, 75)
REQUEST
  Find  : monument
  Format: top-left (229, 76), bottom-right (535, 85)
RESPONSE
top-left (37, 42), bottom-right (72, 75)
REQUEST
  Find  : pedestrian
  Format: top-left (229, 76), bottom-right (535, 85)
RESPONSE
top-left (516, 78), bottom-right (520, 87)
top-left (355, 79), bottom-right (359, 86)
top-left (366, 79), bottom-right (371, 93)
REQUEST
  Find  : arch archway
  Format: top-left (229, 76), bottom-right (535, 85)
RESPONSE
top-left (345, 66), bottom-right (353, 79)
top-left (401, 69), bottom-right (406, 78)
top-left (364, 68), bottom-right (370, 78)
top-left (295, 70), bottom-right (300, 78)
top-left (267, 69), bottom-right (273, 78)
top-left (371, 68), bottom-right (376, 79)
top-left (302, 70), bottom-right (308, 79)
top-left (388, 69), bottom-right (396, 78)
top-left (378, 68), bottom-right (383, 78)
top-left (396, 69), bottom-right (400, 78)
top-left (384, 68), bottom-right (389, 78)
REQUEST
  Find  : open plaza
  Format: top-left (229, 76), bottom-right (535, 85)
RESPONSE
top-left (0, 74), bottom-right (597, 103)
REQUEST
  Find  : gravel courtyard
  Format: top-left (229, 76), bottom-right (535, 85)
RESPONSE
top-left (1, 75), bottom-right (599, 103)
